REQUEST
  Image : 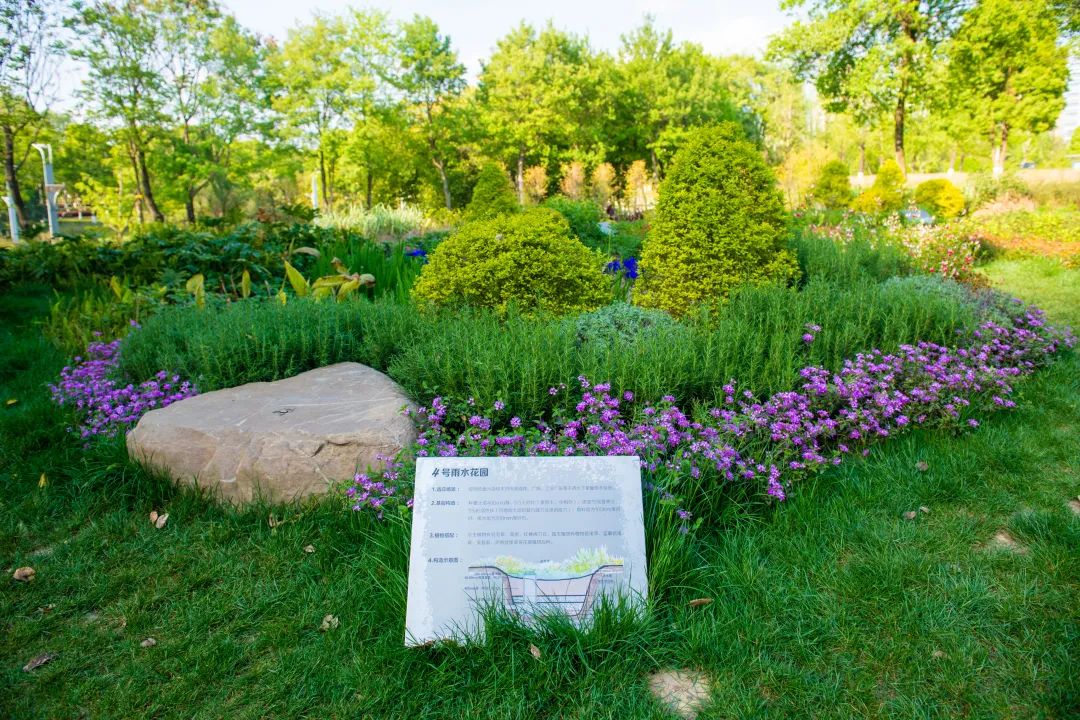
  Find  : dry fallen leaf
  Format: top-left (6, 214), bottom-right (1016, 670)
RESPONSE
top-left (22, 653), bottom-right (56, 672)
top-left (320, 614), bottom-right (339, 632)
top-left (919, 506), bottom-right (931, 514)
top-left (154, 513), bottom-right (169, 529)
top-left (931, 649), bottom-right (947, 659)
top-left (149, 510), bottom-right (158, 523)
top-left (38, 473), bottom-right (47, 488)
top-left (687, 597), bottom-right (714, 608)
top-left (5, 398), bottom-right (18, 407)
top-left (140, 637), bottom-right (157, 648)
top-left (915, 461), bottom-right (929, 472)
top-left (38, 604), bottom-right (56, 614)
top-left (529, 644), bottom-right (542, 660)
top-left (13, 566), bottom-right (35, 582)
top-left (303, 544), bottom-right (315, 554)
top-left (268, 515), bottom-right (280, 529)
top-left (903, 510), bottom-right (918, 520)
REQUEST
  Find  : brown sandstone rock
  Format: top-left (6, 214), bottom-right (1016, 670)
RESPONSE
top-left (127, 363), bottom-right (415, 503)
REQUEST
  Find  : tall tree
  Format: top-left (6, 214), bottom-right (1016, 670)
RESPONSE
top-left (948, 0), bottom-right (1069, 175)
top-left (393, 15), bottom-right (465, 210)
top-left (156, 3), bottom-right (267, 222)
top-left (612, 17), bottom-right (747, 175)
top-left (70, 0), bottom-right (170, 222)
top-left (0, 0), bottom-right (62, 228)
top-left (269, 10), bottom-right (391, 209)
top-left (477, 23), bottom-right (590, 203)
top-left (772, 0), bottom-right (966, 172)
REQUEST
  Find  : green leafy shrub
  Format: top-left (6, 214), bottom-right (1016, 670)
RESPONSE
top-left (570, 302), bottom-right (676, 347)
top-left (811, 160), bottom-right (853, 209)
top-left (1026, 180), bottom-right (1080, 209)
top-left (851, 160), bottom-right (906, 213)
top-left (541, 196), bottom-right (605, 248)
top-left (914, 179), bottom-right (966, 220)
top-left (634, 123), bottom-right (798, 316)
top-left (464, 163), bottom-right (519, 220)
top-left (967, 172), bottom-right (1031, 209)
top-left (411, 207), bottom-right (609, 316)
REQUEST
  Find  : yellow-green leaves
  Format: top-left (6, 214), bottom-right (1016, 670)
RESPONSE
top-left (284, 261), bottom-right (310, 297)
top-left (241, 269), bottom-right (252, 299)
top-left (185, 274), bottom-right (206, 309)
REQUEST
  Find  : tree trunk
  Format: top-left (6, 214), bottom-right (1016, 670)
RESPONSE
top-left (993, 123), bottom-right (1009, 176)
top-left (858, 141), bottom-right (866, 177)
top-left (185, 188), bottom-right (196, 224)
top-left (894, 13), bottom-right (917, 174)
top-left (893, 82), bottom-right (907, 173)
top-left (129, 148), bottom-right (145, 225)
top-left (432, 155), bottom-right (452, 210)
top-left (318, 148), bottom-right (329, 209)
top-left (516, 148), bottom-right (525, 206)
top-left (135, 145), bottom-right (164, 223)
top-left (365, 169), bottom-right (373, 210)
top-left (2, 126), bottom-right (28, 227)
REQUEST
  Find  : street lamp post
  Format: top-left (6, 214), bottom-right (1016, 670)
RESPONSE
top-left (2, 183), bottom-right (19, 244)
top-left (31, 143), bottom-right (62, 237)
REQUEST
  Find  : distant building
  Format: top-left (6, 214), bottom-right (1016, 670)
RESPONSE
top-left (1057, 57), bottom-right (1080, 141)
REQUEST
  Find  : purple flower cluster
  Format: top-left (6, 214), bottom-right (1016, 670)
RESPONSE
top-left (347, 455), bottom-right (414, 519)
top-left (49, 339), bottom-right (198, 440)
top-left (352, 299), bottom-right (1074, 525)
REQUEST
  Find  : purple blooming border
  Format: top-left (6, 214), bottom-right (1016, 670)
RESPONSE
top-left (49, 338), bottom-right (198, 441)
top-left (350, 298), bottom-right (1074, 528)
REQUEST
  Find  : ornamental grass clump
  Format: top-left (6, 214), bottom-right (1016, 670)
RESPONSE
top-left (634, 123), bottom-right (799, 316)
top-left (49, 337), bottom-right (197, 440)
top-left (411, 207), bottom-right (609, 316)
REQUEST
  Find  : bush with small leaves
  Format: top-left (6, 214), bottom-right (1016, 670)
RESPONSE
top-left (411, 207), bottom-right (609, 316)
top-left (464, 163), bottom-right (519, 220)
top-left (851, 160), bottom-right (906, 213)
top-left (634, 123), bottom-right (799, 316)
top-left (915, 179), bottom-right (966, 220)
top-left (812, 160), bottom-right (853, 210)
top-left (542, 196), bottom-right (605, 248)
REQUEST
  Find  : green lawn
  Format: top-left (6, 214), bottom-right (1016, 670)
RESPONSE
top-left (1, 263), bottom-right (1078, 718)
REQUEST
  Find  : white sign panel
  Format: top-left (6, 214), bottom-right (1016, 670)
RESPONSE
top-left (405, 456), bottom-right (647, 645)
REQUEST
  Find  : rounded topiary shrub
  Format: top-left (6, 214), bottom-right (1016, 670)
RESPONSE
top-left (411, 207), bottom-right (609, 316)
top-left (465, 163), bottom-right (519, 220)
top-left (812, 160), bottom-right (853, 209)
top-left (852, 159), bottom-right (906, 213)
top-left (914, 178), bottom-right (965, 220)
top-left (633, 123), bottom-right (798, 315)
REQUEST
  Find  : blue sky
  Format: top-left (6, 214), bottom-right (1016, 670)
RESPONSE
top-left (222, 0), bottom-right (793, 75)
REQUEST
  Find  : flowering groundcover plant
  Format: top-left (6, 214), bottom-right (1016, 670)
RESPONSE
top-left (350, 293), bottom-right (1074, 530)
top-left (49, 337), bottom-right (197, 440)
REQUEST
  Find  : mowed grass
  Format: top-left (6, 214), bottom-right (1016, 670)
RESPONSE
top-left (1, 266), bottom-right (1078, 719)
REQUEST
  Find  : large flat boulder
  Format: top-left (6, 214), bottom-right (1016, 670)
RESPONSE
top-left (126, 363), bottom-right (415, 503)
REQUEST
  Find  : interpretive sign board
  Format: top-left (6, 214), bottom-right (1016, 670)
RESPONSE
top-left (405, 456), bottom-right (647, 646)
